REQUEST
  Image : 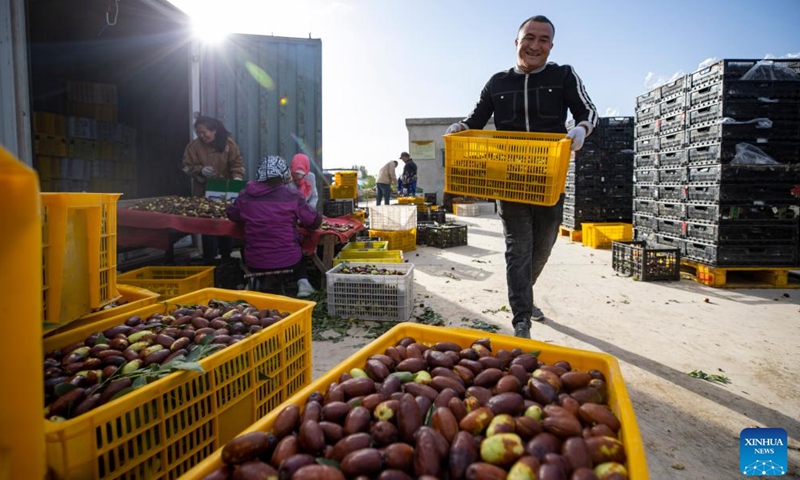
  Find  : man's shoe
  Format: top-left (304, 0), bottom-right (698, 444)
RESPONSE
top-left (531, 304), bottom-right (545, 323)
top-left (297, 279), bottom-right (316, 298)
top-left (513, 322), bottom-right (531, 339)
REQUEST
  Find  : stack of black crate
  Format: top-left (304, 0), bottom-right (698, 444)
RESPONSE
top-left (563, 117), bottom-right (635, 230)
top-left (633, 58), bottom-right (800, 267)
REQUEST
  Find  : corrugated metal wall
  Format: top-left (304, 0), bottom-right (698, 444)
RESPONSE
top-left (199, 34), bottom-right (323, 180)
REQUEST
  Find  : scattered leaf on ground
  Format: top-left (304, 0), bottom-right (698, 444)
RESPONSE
top-left (688, 370), bottom-right (731, 384)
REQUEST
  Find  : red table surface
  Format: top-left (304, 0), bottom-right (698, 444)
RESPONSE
top-left (117, 208), bottom-right (364, 253)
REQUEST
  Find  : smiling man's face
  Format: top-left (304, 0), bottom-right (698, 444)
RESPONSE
top-left (515, 20), bottom-right (554, 73)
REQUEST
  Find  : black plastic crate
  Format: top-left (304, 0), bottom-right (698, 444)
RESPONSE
top-left (635, 103), bottom-right (659, 123)
top-left (635, 121), bottom-right (658, 138)
top-left (562, 214), bottom-right (577, 230)
top-left (659, 166), bottom-right (687, 184)
top-left (416, 221), bottom-right (435, 245)
top-left (685, 220), bottom-right (798, 244)
top-left (417, 210), bottom-right (430, 222)
top-left (686, 163), bottom-right (800, 184)
top-left (635, 184), bottom-right (657, 199)
top-left (634, 168), bottom-right (657, 183)
top-left (656, 185), bottom-right (683, 201)
top-left (687, 99), bottom-right (800, 127)
top-left (659, 131), bottom-right (686, 150)
top-left (424, 223), bottom-right (468, 249)
top-left (612, 241), bottom-right (681, 281)
top-left (691, 79), bottom-right (800, 105)
top-left (601, 173), bottom-right (633, 184)
top-left (658, 149), bottom-right (687, 167)
top-left (637, 88), bottom-right (661, 107)
top-left (659, 94), bottom-right (689, 116)
top-left (657, 201), bottom-right (685, 219)
top-left (634, 197), bottom-right (658, 215)
top-left (660, 76), bottom-right (689, 98)
top-left (635, 136), bottom-right (658, 153)
top-left (598, 117), bottom-right (635, 128)
top-left (688, 121), bottom-right (800, 145)
top-left (685, 203), bottom-right (798, 222)
top-left (690, 59), bottom-right (800, 87)
top-left (424, 192), bottom-right (437, 205)
top-left (659, 110), bottom-right (686, 133)
top-left (430, 209), bottom-right (447, 224)
top-left (323, 199), bottom-right (355, 217)
top-left (633, 212), bottom-right (656, 230)
top-left (656, 217), bottom-right (684, 237)
top-left (685, 183), bottom-right (799, 204)
top-left (684, 240), bottom-right (798, 267)
top-left (635, 152), bottom-right (657, 168)
top-left (651, 233), bottom-right (685, 254)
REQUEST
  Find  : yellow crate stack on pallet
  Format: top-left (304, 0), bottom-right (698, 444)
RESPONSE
top-left (330, 170), bottom-right (358, 199)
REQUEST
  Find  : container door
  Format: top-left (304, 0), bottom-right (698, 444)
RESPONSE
top-left (196, 34), bottom-right (323, 180)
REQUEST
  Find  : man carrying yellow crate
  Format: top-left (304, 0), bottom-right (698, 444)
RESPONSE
top-left (446, 15), bottom-right (598, 338)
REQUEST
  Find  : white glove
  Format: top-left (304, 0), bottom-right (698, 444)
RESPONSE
top-left (232, 176), bottom-right (244, 181)
top-left (566, 126), bottom-right (587, 151)
top-left (201, 166), bottom-right (216, 177)
top-left (446, 122), bottom-right (468, 134)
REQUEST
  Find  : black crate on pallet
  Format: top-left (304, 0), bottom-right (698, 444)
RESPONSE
top-left (659, 131), bottom-right (686, 150)
top-left (658, 149), bottom-right (687, 167)
top-left (656, 217), bottom-right (684, 237)
top-left (684, 240), bottom-right (798, 266)
top-left (690, 59), bottom-right (800, 87)
top-left (635, 152), bottom-right (657, 168)
top-left (563, 214), bottom-right (577, 229)
top-left (657, 201), bottom-right (685, 219)
top-left (633, 213), bottom-right (656, 231)
top-left (633, 197), bottom-right (658, 215)
top-left (657, 185), bottom-right (683, 201)
top-left (659, 93), bottom-right (689, 117)
top-left (687, 141), bottom-right (800, 165)
top-left (425, 223), bottom-right (468, 248)
top-left (660, 76), bottom-right (689, 98)
top-left (691, 79), bottom-right (800, 104)
top-left (688, 99), bottom-right (800, 127)
top-left (634, 168), bottom-right (656, 183)
top-left (685, 183), bottom-right (799, 204)
top-left (688, 164), bottom-right (800, 184)
top-left (687, 121), bottom-right (800, 145)
top-left (417, 210), bottom-right (430, 222)
top-left (685, 220), bottom-right (798, 244)
top-left (323, 199), bottom-right (354, 217)
top-left (612, 241), bottom-right (681, 281)
top-left (424, 192), bottom-right (437, 205)
top-left (659, 110), bottom-right (687, 133)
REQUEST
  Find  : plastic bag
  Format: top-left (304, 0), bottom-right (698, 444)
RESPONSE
top-left (720, 117), bottom-right (773, 129)
top-left (740, 60), bottom-right (800, 81)
top-left (730, 143), bottom-right (780, 165)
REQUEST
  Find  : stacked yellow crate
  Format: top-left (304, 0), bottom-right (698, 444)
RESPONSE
top-left (330, 171), bottom-right (358, 199)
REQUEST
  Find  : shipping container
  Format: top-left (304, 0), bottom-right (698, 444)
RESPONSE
top-left (2, 0), bottom-right (322, 199)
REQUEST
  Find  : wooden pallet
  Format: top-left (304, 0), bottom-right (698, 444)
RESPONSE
top-left (680, 259), bottom-right (800, 288)
top-left (559, 226), bottom-right (582, 242)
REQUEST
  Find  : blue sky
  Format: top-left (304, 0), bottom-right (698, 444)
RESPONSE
top-left (169, 0), bottom-right (800, 175)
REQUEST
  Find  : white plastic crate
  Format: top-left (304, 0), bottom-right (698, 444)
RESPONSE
top-left (326, 262), bottom-right (414, 321)
top-left (453, 203), bottom-right (480, 217)
top-left (368, 205), bottom-right (416, 231)
top-left (475, 201), bottom-right (496, 215)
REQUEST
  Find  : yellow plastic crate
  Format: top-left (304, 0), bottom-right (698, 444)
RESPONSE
top-left (334, 171), bottom-right (358, 187)
top-left (369, 228), bottom-right (417, 252)
top-left (582, 222), bottom-right (633, 249)
top-left (1, 145), bottom-right (46, 479)
top-left (333, 249), bottom-right (403, 265)
top-left (341, 240), bottom-right (389, 252)
top-left (350, 210), bottom-right (366, 224)
top-left (42, 288), bottom-right (314, 480)
top-left (117, 266), bottom-right (215, 299)
top-left (181, 323), bottom-right (648, 480)
top-left (330, 184), bottom-right (357, 199)
top-left (444, 130), bottom-right (571, 206)
top-left (41, 193), bottom-right (121, 330)
top-left (53, 284), bottom-right (160, 333)
top-left (397, 196), bottom-right (424, 205)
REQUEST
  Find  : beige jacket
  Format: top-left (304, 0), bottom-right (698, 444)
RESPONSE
top-left (376, 160), bottom-right (398, 185)
top-left (182, 138), bottom-right (246, 196)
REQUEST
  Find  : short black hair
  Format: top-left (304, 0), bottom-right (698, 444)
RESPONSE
top-left (518, 15), bottom-right (555, 39)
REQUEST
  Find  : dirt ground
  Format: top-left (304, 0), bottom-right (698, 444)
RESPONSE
top-left (310, 208), bottom-right (800, 480)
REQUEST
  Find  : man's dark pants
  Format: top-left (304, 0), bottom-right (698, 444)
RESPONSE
top-left (497, 195), bottom-right (565, 327)
top-left (376, 183), bottom-right (392, 205)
